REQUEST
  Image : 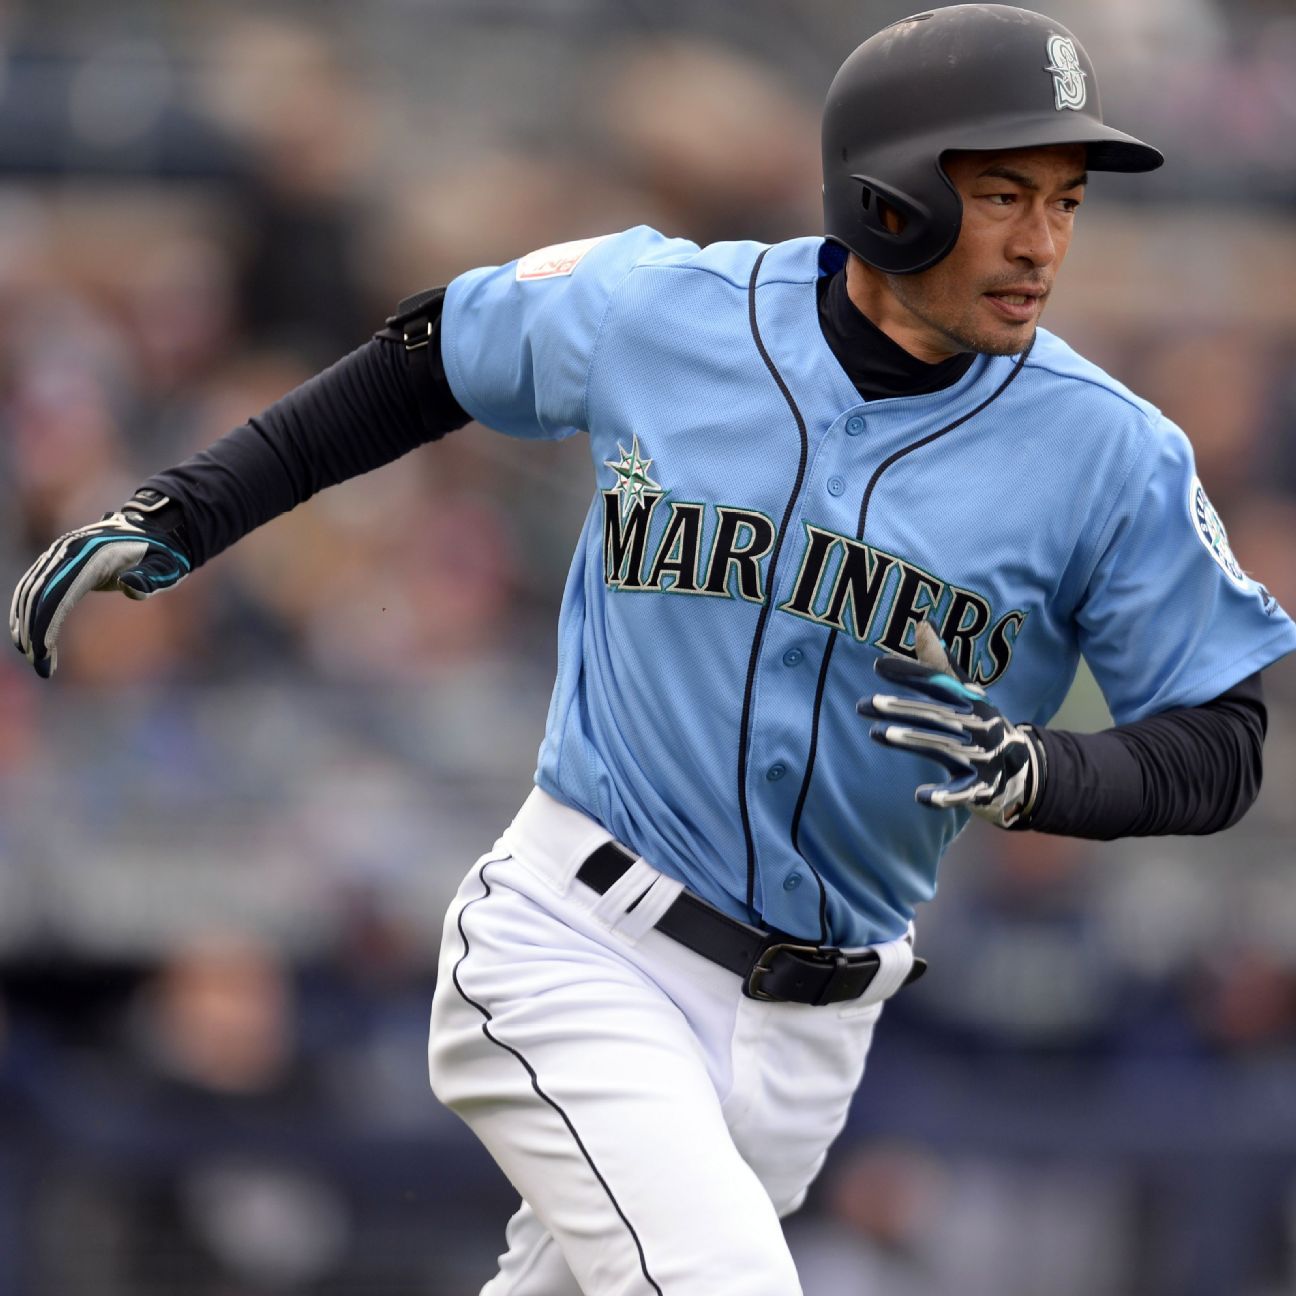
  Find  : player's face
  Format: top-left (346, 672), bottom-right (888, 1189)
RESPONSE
top-left (856, 144), bottom-right (1088, 362)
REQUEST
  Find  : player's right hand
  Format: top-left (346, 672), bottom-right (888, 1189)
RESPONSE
top-left (856, 621), bottom-right (1042, 829)
top-left (9, 488), bottom-right (193, 679)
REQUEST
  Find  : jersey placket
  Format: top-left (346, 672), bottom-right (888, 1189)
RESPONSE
top-left (743, 404), bottom-right (880, 937)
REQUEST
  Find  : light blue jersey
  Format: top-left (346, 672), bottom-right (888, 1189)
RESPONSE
top-left (442, 226), bottom-right (1296, 948)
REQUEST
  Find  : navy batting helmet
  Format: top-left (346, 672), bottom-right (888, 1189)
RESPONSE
top-left (823, 5), bottom-right (1163, 274)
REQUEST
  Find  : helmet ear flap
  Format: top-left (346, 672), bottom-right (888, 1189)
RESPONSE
top-left (853, 174), bottom-right (932, 245)
top-left (833, 165), bottom-right (963, 275)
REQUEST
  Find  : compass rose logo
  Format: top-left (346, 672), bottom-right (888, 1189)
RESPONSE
top-left (1190, 475), bottom-right (1247, 589)
top-left (1044, 34), bottom-right (1087, 111)
top-left (604, 435), bottom-right (664, 521)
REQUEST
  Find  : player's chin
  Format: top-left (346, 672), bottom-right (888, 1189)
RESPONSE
top-left (964, 310), bottom-right (1038, 356)
top-left (959, 323), bottom-right (1036, 358)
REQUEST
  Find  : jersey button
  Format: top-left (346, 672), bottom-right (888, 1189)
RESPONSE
top-left (782, 647), bottom-right (803, 667)
top-left (846, 416), bottom-right (864, 436)
top-left (766, 763), bottom-right (787, 782)
top-left (783, 872), bottom-right (802, 891)
top-left (827, 476), bottom-right (846, 497)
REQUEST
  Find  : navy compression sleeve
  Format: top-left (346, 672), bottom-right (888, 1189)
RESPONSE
top-left (143, 290), bottom-right (469, 567)
top-left (140, 283), bottom-right (1266, 842)
top-left (1026, 672), bottom-right (1267, 838)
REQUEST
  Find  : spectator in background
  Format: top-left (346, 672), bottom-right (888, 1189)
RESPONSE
top-left (790, 1138), bottom-right (1133, 1296)
top-left (198, 18), bottom-right (377, 365)
top-left (31, 937), bottom-right (352, 1296)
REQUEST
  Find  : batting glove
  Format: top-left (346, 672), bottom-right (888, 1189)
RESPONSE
top-left (10, 488), bottom-right (193, 679)
top-left (856, 622), bottom-right (1043, 828)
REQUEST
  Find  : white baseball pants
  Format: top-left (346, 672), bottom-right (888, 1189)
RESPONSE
top-left (428, 789), bottom-right (917, 1296)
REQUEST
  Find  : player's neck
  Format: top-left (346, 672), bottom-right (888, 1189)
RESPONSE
top-left (844, 255), bottom-right (962, 365)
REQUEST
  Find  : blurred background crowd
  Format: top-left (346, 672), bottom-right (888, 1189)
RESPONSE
top-left (0, 0), bottom-right (1294, 1292)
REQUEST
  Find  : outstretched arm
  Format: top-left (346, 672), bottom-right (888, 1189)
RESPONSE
top-left (143, 288), bottom-right (468, 568)
top-left (10, 291), bottom-right (468, 677)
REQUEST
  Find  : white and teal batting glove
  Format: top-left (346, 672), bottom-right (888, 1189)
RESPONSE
top-left (9, 488), bottom-right (192, 679)
top-left (857, 621), bottom-right (1044, 829)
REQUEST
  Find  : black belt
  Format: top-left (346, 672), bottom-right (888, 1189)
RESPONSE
top-left (576, 842), bottom-right (927, 1006)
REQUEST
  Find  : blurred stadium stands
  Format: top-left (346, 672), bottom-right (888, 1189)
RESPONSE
top-left (1, 1), bottom-right (1295, 1292)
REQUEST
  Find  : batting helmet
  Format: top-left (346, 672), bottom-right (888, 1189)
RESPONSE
top-left (823, 5), bottom-right (1163, 274)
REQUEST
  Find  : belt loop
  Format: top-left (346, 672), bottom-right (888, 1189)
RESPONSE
top-left (858, 936), bottom-right (914, 1006)
top-left (616, 874), bottom-right (684, 943)
top-left (589, 858), bottom-right (656, 927)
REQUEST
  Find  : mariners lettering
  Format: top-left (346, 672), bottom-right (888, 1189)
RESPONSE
top-left (703, 508), bottom-right (775, 603)
top-left (781, 525), bottom-right (896, 641)
top-left (601, 493), bottom-right (1026, 683)
top-left (645, 502), bottom-right (705, 593)
top-left (939, 587), bottom-right (992, 675)
top-left (782, 527), bottom-right (839, 618)
top-left (983, 610), bottom-right (1026, 684)
top-left (877, 565), bottom-right (944, 658)
top-left (603, 491), bottom-right (664, 589)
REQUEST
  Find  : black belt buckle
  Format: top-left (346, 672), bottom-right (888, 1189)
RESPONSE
top-left (746, 942), bottom-right (845, 1004)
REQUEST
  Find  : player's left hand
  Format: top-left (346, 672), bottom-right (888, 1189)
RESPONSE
top-left (9, 489), bottom-right (192, 679)
top-left (857, 621), bottom-right (1043, 828)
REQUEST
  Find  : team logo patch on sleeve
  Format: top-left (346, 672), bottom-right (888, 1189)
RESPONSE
top-left (1190, 476), bottom-right (1248, 588)
top-left (516, 235), bottom-right (610, 281)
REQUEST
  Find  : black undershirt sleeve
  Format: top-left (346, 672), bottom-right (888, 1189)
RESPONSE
top-left (145, 276), bottom-right (1268, 842)
top-left (1025, 672), bottom-right (1267, 838)
top-left (143, 288), bottom-right (469, 568)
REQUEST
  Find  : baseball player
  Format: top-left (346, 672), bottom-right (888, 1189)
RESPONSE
top-left (11, 6), bottom-right (1295, 1293)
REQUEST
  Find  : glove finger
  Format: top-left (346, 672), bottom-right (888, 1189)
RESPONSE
top-left (11, 533), bottom-right (70, 653)
top-left (859, 694), bottom-right (1003, 746)
top-left (11, 533), bottom-right (60, 640)
top-left (872, 655), bottom-right (939, 687)
top-left (908, 670), bottom-right (986, 708)
top-left (117, 571), bottom-right (152, 600)
top-left (10, 559), bottom-right (30, 648)
top-left (912, 620), bottom-right (984, 686)
top-left (869, 722), bottom-right (977, 776)
top-left (873, 656), bottom-right (986, 709)
top-left (11, 565), bottom-right (34, 654)
top-left (858, 692), bottom-right (967, 734)
top-left (917, 773), bottom-right (985, 809)
top-left (913, 620), bottom-right (955, 674)
top-left (118, 543), bottom-right (190, 599)
top-left (26, 539), bottom-right (148, 675)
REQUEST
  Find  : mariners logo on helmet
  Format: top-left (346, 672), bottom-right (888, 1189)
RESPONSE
top-left (1045, 34), bottom-right (1087, 111)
